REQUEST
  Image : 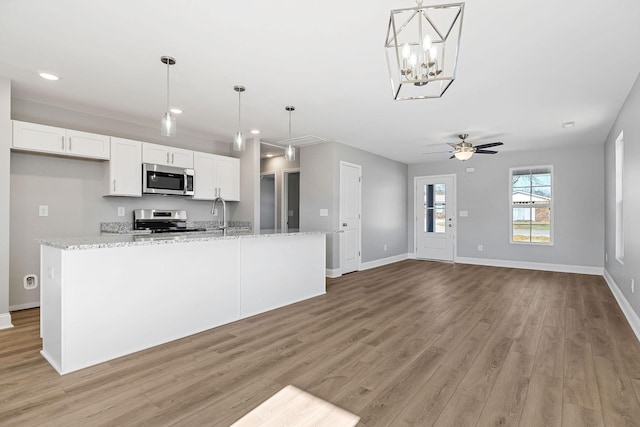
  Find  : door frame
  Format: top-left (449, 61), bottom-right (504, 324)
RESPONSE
top-left (282, 168), bottom-right (300, 232)
top-left (260, 171), bottom-right (277, 230)
top-left (339, 161), bottom-right (362, 274)
top-left (413, 174), bottom-right (457, 261)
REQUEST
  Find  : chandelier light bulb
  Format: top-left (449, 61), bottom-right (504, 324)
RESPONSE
top-left (402, 43), bottom-right (411, 59)
top-left (422, 35), bottom-right (432, 51)
top-left (429, 47), bottom-right (437, 60)
top-left (410, 54), bottom-right (417, 66)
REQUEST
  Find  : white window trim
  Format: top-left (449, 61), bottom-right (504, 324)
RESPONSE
top-left (509, 165), bottom-right (554, 246)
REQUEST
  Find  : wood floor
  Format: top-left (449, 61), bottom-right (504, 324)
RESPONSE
top-left (2, 260), bottom-right (640, 426)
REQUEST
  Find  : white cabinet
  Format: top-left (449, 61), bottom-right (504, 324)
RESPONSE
top-left (104, 137), bottom-right (142, 197)
top-left (193, 151), bottom-right (240, 201)
top-left (12, 121), bottom-right (110, 160)
top-left (142, 142), bottom-right (193, 169)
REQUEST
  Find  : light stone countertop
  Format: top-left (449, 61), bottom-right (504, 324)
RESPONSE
top-left (39, 230), bottom-right (325, 250)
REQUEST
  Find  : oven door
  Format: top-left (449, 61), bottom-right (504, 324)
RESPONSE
top-left (143, 163), bottom-right (191, 195)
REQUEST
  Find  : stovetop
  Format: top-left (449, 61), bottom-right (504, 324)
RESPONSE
top-left (149, 227), bottom-right (207, 234)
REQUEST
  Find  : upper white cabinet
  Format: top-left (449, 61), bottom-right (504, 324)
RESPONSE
top-left (142, 142), bottom-right (193, 169)
top-left (193, 151), bottom-right (240, 201)
top-left (104, 137), bottom-right (142, 197)
top-left (12, 121), bottom-right (110, 160)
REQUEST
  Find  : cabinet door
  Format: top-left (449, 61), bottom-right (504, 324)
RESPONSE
top-left (12, 121), bottom-right (65, 154)
top-left (193, 152), bottom-right (217, 200)
top-left (66, 130), bottom-right (110, 160)
top-left (106, 137), bottom-right (142, 196)
top-left (216, 156), bottom-right (240, 201)
top-left (142, 142), bottom-right (171, 166)
top-left (170, 147), bottom-right (194, 169)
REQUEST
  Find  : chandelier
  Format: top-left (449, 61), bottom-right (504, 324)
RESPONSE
top-left (385, 1), bottom-right (464, 100)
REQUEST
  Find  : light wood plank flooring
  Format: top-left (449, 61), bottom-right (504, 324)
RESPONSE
top-left (2, 260), bottom-right (640, 426)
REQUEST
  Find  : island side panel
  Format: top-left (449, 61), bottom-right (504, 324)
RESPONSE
top-left (59, 239), bottom-right (240, 374)
top-left (240, 234), bottom-right (326, 318)
top-left (40, 245), bottom-right (63, 372)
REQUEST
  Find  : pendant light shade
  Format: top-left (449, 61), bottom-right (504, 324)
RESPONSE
top-left (233, 85), bottom-right (246, 152)
top-left (160, 56), bottom-right (177, 137)
top-left (285, 105), bottom-right (295, 162)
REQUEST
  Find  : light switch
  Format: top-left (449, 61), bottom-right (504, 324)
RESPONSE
top-left (459, 210), bottom-right (468, 217)
top-left (319, 209), bottom-right (328, 217)
top-left (39, 205), bottom-right (49, 217)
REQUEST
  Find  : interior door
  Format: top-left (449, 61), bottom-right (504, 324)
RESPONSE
top-left (415, 175), bottom-right (455, 261)
top-left (340, 161), bottom-right (362, 274)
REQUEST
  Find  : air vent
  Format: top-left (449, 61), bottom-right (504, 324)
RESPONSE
top-left (275, 135), bottom-right (326, 147)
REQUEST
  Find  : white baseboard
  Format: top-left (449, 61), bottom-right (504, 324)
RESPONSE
top-left (407, 252), bottom-right (417, 260)
top-left (360, 253), bottom-right (409, 271)
top-left (326, 268), bottom-right (341, 278)
top-left (455, 256), bottom-right (603, 276)
top-left (0, 312), bottom-right (14, 330)
top-left (9, 301), bottom-right (40, 312)
top-left (603, 269), bottom-right (640, 342)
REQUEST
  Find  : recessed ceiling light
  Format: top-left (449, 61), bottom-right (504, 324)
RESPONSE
top-left (266, 154), bottom-right (274, 158)
top-left (562, 121), bottom-right (575, 128)
top-left (170, 108), bottom-right (183, 114)
top-left (251, 129), bottom-right (260, 135)
top-left (39, 72), bottom-right (59, 81)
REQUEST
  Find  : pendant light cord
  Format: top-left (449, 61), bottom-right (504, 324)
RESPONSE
top-left (288, 109), bottom-right (292, 140)
top-left (166, 62), bottom-right (170, 112)
top-left (238, 90), bottom-right (241, 129)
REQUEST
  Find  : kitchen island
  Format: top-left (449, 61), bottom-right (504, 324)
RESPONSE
top-left (39, 230), bottom-right (326, 375)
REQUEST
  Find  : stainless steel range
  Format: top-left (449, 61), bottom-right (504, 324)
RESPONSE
top-left (133, 209), bottom-right (205, 233)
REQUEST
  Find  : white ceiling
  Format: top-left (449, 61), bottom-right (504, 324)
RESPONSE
top-left (1, 0), bottom-right (639, 164)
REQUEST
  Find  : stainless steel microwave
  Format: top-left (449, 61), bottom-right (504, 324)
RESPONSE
top-left (142, 163), bottom-right (194, 196)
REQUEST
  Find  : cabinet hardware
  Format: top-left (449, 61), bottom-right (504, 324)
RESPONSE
top-left (69, 137), bottom-right (72, 151)
top-left (166, 152), bottom-right (170, 164)
top-left (172, 153), bottom-right (175, 164)
top-left (113, 179), bottom-right (116, 192)
top-left (61, 136), bottom-right (64, 150)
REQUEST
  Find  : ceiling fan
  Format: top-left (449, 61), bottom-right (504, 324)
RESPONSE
top-left (446, 134), bottom-right (503, 161)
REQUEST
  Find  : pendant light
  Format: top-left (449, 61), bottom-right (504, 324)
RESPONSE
top-left (160, 56), bottom-right (177, 137)
top-left (285, 105), bottom-right (295, 161)
top-left (233, 85), bottom-right (246, 151)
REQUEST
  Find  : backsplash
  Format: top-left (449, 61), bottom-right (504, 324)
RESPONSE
top-left (101, 221), bottom-right (252, 234)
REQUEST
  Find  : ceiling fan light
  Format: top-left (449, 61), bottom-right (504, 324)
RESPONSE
top-left (454, 150), bottom-right (474, 161)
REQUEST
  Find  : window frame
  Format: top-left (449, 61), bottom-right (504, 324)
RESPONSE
top-left (509, 165), bottom-right (554, 246)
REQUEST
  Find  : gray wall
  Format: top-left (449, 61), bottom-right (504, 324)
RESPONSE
top-left (604, 72), bottom-right (640, 319)
top-left (0, 78), bottom-right (11, 323)
top-left (300, 141), bottom-right (408, 270)
top-left (234, 137), bottom-right (260, 229)
top-left (408, 144), bottom-right (604, 268)
top-left (9, 100), bottom-right (243, 309)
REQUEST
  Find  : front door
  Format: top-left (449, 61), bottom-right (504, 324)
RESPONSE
top-left (415, 175), bottom-right (455, 261)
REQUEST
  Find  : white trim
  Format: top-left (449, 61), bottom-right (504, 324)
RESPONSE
top-left (455, 256), bottom-right (603, 275)
top-left (0, 312), bottom-right (13, 330)
top-left (603, 269), bottom-right (640, 342)
top-left (408, 252), bottom-right (417, 259)
top-left (360, 253), bottom-right (409, 271)
top-left (509, 165), bottom-right (554, 245)
top-left (326, 268), bottom-right (341, 278)
top-left (9, 301), bottom-right (40, 312)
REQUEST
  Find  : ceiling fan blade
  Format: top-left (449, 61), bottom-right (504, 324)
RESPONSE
top-left (447, 143), bottom-right (458, 148)
top-left (449, 154), bottom-right (456, 159)
top-left (475, 150), bottom-right (498, 154)
top-left (474, 142), bottom-right (503, 149)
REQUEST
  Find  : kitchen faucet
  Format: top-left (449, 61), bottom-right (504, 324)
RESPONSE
top-left (212, 195), bottom-right (227, 235)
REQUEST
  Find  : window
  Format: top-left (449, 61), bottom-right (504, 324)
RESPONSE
top-left (615, 131), bottom-right (624, 263)
top-left (423, 183), bottom-right (446, 233)
top-left (510, 166), bottom-right (553, 244)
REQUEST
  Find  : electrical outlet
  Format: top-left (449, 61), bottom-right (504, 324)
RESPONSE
top-left (605, 253), bottom-right (608, 263)
top-left (117, 207), bottom-right (125, 217)
top-left (478, 244), bottom-right (483, 252)
top-left (632, 279), bottom-right (635, 293)
top-left (39, 205), bottom-right (48, 217)
top-left (384, 244), bottom-right (387, 251)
